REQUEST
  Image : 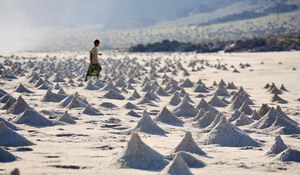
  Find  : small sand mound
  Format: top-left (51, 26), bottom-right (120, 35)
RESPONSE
top-left (114, 132), bottom-right (168, 170)
top-left (55, 111), bottom-right (76, 124)
top-left (160, 154), bottom-right (193, 175)
top-left (0, 147), bottom-right (17, 162)
top-left (203, 116), bottom-right (260, 147)
top-left (104, 89), bottom-right (125, 100)
top-left (266, 135), bottom-right (288, 156)
top-left (82, 105), bottom-right (103, 116)
top-left (193, 84), bottom-right (209, 93)
top-left (277, 148), bottom-right (300, 162)
top-left (155, 86), bottom-right (170, 96)
top-left (15, 84), bottom-right (33, 93)
top-left (129, 111), bottom-right (165, 135)
top-left (204, 113), bottom-right (222, 132)
top-left (232, 112), bottom-right (254, 126)
top-left (280, 84), bottom-right (288, 91)
top-left (172, 97), bottom-right (198, 118)
top-left (0, 94), bottom-right (12, 103)
top-left (13, 109), bottom-right (54, 127)
top-left (127, 110), bottom-right (141, 118)
top-left (171, 132), bottom-right (206, 156)
top-left (59, 94), bottom-right (86, 109)
top-left (154, 106), bottom-right (183, 127)
top-left (0, 122), bottom-right (33, 147)
top-left (8, 96), bottom-right (31, 114)
top-left (57, 87), bottom-right (67, 95)
top-left (166, 151), bottom-right (205, 168)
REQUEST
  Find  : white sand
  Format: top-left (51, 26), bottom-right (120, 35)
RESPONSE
top-left (0, 51), bottom-right (299, 174)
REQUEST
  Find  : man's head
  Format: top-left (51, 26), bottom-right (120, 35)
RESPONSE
top-left (94, 39), bottom-right (100, 47)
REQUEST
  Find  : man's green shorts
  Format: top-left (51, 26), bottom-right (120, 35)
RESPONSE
top-left (87, 63), bottom-right (102, 76)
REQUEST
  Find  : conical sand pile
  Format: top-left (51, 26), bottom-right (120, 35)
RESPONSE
top-left (232, 112), bottom-right (254, 126)
top-left (15, 84), bottom-right (33, 93)
top-left (203, 116), bottom-right (260, 147)
top-left (169, 92), bottom-right (181, 106)
top-left (8, 96), bottom-right (31, 114)
top-left (154, 107), bottom-right (183, 127)
top-left (160, 154), bottom-right (193, 175)
top-left (127, 110), bottom-right (141, 118)
top-left (250, 110), bottom-right (261, 120)
top-left (208, 94), bottom-right (227, 107)
top-left (171, 132), bottom-right (206, 156)
top-left (166, 151), bottom-right (205, 168)
top-left (192, 109), bottom-right (206, 121)
top-left (114, 132), bottom-right (168, 170)
top-left (277, 148), bottom-right (300, 162)
top-left (0, 147), bottom-right (17, 162)
top-left (41, 89), bottom-right (66, 102)
top-left (82, 105), bottom-right (103, 115)
top-left (271, 94), bottom-right (287, 104)
top-left (196, 98), bottom-right (219, 115)
top-left (0, 117), bottom-right (18, 130)
top-left (266, 135), bottom-right (288, 156)
top-left (172, 97), bottom-right (198, 117)
top-left (0, 122), bottom-right (33, 147)
top-left (104, 89), bottom-right (125, 100)
top-left (55, 111), bottom-right (76, 124)
top-left (2, 96), bottom-right (16, 110)
top-left (194, 111), bottom-right (216, 129)
top-left (129, 111), bottom-right (165, 135)
top-left (238, 101), bottom-right (253, 115)
top-left (13, 109), bottom-right (54, 127)
top-left (85, 80), bottom-right (100, 90)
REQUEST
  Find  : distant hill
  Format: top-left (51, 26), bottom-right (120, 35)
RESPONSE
top-left (35, 0), bottom-right (300, 51)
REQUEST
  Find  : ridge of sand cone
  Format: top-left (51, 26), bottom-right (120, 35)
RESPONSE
top-left (203, 116), bottom-right (260, 147)
top-left (154, 106), bottom-right (183, 127)
top-left (0, 122), bottom-right (33, 147)
top-left (0, 147), bottom-right (17, 162)
top-left (160, 154), bottom-right (193, 175)
top-left (129, 111), bottom-right (166, 135)
top-left (113, 132), bottom-right (168, 170)
top-left (171, 132), bottom-right (206, 156)
top-left (266, 135), bottom-right (288, 156)
top-left (13, 109), bottom-right (54, 127)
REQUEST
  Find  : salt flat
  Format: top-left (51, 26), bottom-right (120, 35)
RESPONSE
top-left (0, 51), bottom-right (299, 175)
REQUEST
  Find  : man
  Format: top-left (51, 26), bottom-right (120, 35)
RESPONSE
top-left (85, 39), bottom-right (102, 81)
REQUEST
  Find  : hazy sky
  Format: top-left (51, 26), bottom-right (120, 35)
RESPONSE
top-left (0, 0), bottom-right (204, 51)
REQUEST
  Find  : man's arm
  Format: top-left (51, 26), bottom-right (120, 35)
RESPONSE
top-left (89, 52), bottom-right (93, 64)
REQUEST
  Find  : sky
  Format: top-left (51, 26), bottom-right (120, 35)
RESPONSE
top-left (0, 0), bottom-right (232, 51)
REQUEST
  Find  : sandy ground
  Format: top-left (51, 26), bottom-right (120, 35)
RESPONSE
top-left (0, 51), bottom-right (300, 175)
